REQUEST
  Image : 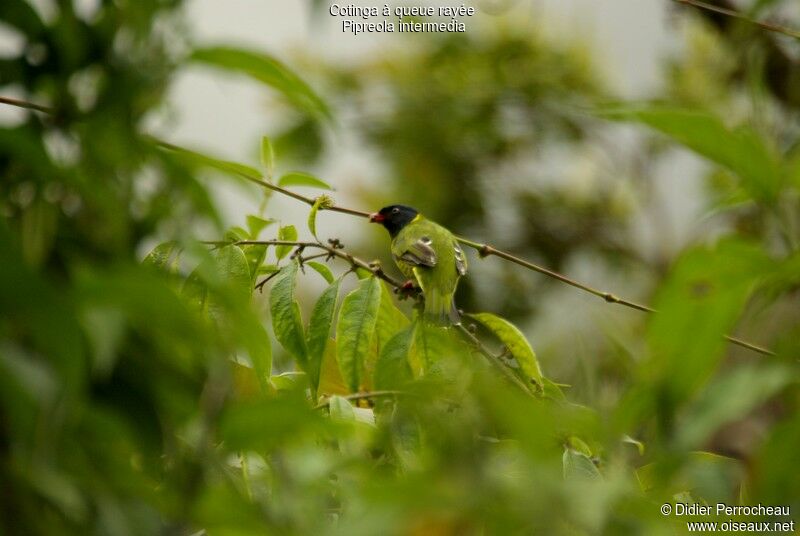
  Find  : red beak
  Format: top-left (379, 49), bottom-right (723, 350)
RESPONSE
top-left (369, 212), bottom-right (385, 223)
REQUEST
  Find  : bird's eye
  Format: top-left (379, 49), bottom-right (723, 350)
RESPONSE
top-left (392, 208), bottom-right (400, 214)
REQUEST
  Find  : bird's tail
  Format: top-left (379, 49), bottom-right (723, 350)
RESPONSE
top-left (423, 289), bottom-right (460, 327)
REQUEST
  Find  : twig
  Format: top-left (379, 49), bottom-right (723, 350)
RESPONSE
top-left (672, 0), bottom-right (800, 40)
top-left (456, 238), bottom-right (655, 313)
top-left (456, 324), bottom-right (535, 395)
top-left (206, 239), bottom-right (406, 290)
top-left (314, 390), bottom-right (404, 409)
top-left (0, 96), bottom-right (54, 114)
top-left (0, 95), bottom-right (775, 356)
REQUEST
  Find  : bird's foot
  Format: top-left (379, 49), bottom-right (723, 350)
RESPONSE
top-left (396, 280), bottom-right (419, 300)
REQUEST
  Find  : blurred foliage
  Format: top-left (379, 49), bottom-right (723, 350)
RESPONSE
top-left (1, 0), bottom-right (800, 534)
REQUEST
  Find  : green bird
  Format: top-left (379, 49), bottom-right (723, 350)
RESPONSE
top-left (370, 205), bottom-right (467, 326)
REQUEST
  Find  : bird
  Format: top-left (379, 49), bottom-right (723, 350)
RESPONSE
top-left (369, 205), bottom-right (467, 326)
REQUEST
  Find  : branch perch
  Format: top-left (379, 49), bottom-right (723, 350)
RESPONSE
top-left (1, 95), bottom-right (775, 356)
top-left (672, 0), bottom-right (800, 40)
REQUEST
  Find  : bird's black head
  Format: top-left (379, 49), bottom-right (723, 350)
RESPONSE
top-left (369, 204), bottom-right (419, 237)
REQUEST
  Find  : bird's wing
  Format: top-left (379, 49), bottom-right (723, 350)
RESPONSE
top-left (454, 242), bottom-right (467, 276)
top-left (397, 236), bottom-right (437, 267)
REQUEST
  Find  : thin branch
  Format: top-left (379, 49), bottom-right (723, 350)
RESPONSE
top-left (672, 0), bottom-right (800, 39)
top-left (456, 324), bottom-right (536, 395)
top-left (314, 390), bottom-right (405, 409)
top-left (0, 95), bottom-right (775, 356)
top-left (0, 96), bottom-right (54, 114)
top-left (456, 237), bottom-right (655, 313)
top-left (207, 239), bottom-right (406, 290)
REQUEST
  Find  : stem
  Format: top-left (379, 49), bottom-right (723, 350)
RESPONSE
top-left (672, 0), bottom-right (800, 40)
top-left (0, 96), bottom-right (53, 114)
top-left (209, 239), bottom-right (406, 290)
top-left (456, 324), bottom-right (535, 396)
top-left (455, 237), bottom-right (655, 313)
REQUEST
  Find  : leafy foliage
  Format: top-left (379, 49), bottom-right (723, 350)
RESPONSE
top-left (1, 1), bottom-right (799, 534)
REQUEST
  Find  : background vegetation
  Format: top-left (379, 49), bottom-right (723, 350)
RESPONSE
top-left (1, 0), bottom-right (798, 534)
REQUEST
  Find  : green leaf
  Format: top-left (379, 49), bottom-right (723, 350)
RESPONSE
top-left (270, 371), bottom-right (307, 391)
top-left (246, 215), bottom-right (275, 238)
top-left (269, 261), bottom-right (307, 366)
top-left (156, 140), bottom-right (262, 182)
top-left (191, 46), bottom-right (331, 120)
top-left (307, 196), bottom-right (323, 240)
top-left (336, 277), bottom-right (381, 392)
top-left (374, 326), bottom-right (414, 391)
top-left (306, 279), bottom-right (340, 398)
top-left (278, 172), bottom-right (332, 190)
top-left (412, 323), bottom-right (463, 375)
top-left (208, 245), bottom-right (251, 304)
top-left (260, 136), bottom-right (275, 178)
top-left (275, 225), bottom-right (297, 260)
top-left (468, 312), bottom-right (543, 385)
top-left (646, 240), bottom-right (773, 403)
top-left (598, 106), bottom-right (782, 203)
top-left (328, 395), bottom-right (356, 422)
top-left (562, 448), bottom-right (601, 480)
top-left (676, 363), bottom-right (795, 450)
top-left (375, 282), bottom-right (410, 352)
top-left (142, 241), bottom-right (180, 272)
top-left (221, 396), bottom-right (325, 450)
top-left (241, 244), bottom-right (267, 285)
top-left (306, 261), bottom-right (334, 284)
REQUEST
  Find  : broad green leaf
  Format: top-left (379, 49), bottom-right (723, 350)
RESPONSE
top-left (599, 106), bottom-right (782, 203)
top-left (224, 227), bottom-right (267, 284)
top-left (336, 277), bottom-right (381, 392)
top-left (142, 241), bottom-right (179, 272)
top-left (562, 448), bottom-right (601, 480)
top-left (220, 396), bottom-right (325, 451)
top-left (646, 240), bottom-right (773, 403)
top-left (246, 215), bottom-right (275, 238)
top-left (328, 395), bottom-right (355, 422)
top-left (270, 261), bottom-right (307, 366)
top-left (241, 244), bottom-right (268, 285)
top-left (271, 371), bottom-right (307, 391)
top-left (306, 279), bottom-right (340, 398)
top-left (469, 312), bottom-right (543, 385)
top-left (306, 261), bottom-right (334, 284)
top-left (365, 282), bottom-right (410, 389)
top-left (191, 47), bottom-right (331, 120)
top-left (318, 338), bottom-right (348, 397)
top-left (224, 226), bottom-right (249, 241)
top-left (278, 172), bottom-right (332, 190)
top-left (275, 225), bottom-right (297, 260)
top-left (208, 245), bottom-right (251, 304)
top-left (260, 136), bottom-right (275, 178)
top-left (412, 323), bottom-right (463, 375)
top-left (375, 282), bottom-right (410, 352)
top-left (676, 363), bottom-right (794, 450)
top-left (156, 140), bottom-right (262, 182)
top-left (374, 326), bottom-right (414, 391)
